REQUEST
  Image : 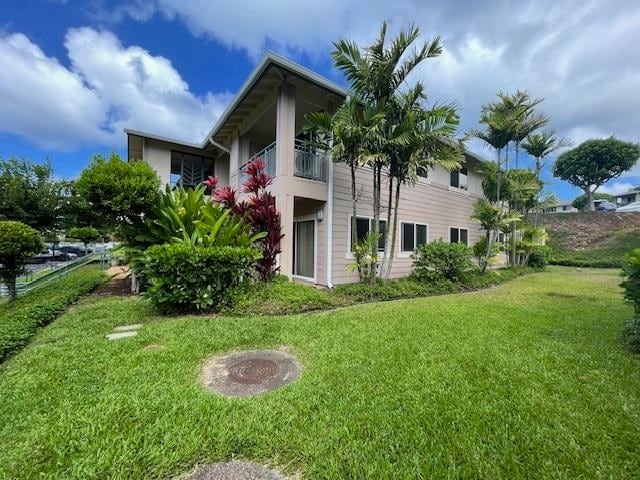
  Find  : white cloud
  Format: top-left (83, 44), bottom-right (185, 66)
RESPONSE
top-left (597, 182), bottom-right (637, 196)
top-left (113, 0), bottom-right (640, 166)
top-left (0, 28), bottom-right (230, 150)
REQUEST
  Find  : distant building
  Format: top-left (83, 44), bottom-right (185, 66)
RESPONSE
top-left (615, 187), bottom-right (640, 207)
top-left (543, 201), bottom-right (578, 214)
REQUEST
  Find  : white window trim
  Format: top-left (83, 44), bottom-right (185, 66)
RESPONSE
top-left (448, 226), bottom-right (470, 246)
top-left (398, 221), bottom-right (429, 258)
top-left (345, 214), bottom-right (386, 259)
top-left (449, 167), bottom-right (469, 192)
top-left (292, 215), bottom-right (317, 283)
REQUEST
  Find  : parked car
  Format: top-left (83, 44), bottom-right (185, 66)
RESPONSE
top-left (616, 201), bottom-right (640, 212)
top-left (596, 201), bottom-right (617, 212)
top-left (59, 245), bottom-right (87, 257)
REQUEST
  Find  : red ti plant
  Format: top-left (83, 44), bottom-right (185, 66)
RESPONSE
top-left (204, 158), bottom-right (283, 280)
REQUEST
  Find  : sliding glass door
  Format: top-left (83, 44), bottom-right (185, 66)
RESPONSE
top-left (293, 219), bottom-right (315, 280)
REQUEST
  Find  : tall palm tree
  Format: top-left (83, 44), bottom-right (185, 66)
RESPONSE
top-left (382, 96), bottom-right (462, 279)
top-left (522, 129), bottom-right (571, 227)
top-left (332, 22), bottom-right (442, 284)
top-left (471, 110), bottom-right (511, 270)
top-left (305, 97), bottom-right (385, 253)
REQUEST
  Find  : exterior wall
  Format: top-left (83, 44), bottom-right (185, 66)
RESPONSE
top-left (330, 161), bottom-right (485, 285)
top-left (144, 139), bottom-right (172, 188)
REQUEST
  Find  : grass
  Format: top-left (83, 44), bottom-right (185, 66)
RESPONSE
top-left (0, 266), bottom-right (638, 478)
top-left (223, 267), bottom-right (532, 316)
top-left (550, 229), bottom-right (640, 268)
top-left (0, 265), bottom-right (105, 362)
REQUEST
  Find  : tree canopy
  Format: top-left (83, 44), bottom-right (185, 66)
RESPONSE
top-left (0, 158), bottom-right (71, 232)
top-left (553, 137), bottom-right (639, 210)
top-left (0, 221), bottom-right (43, 300)
top-left (74, 153), bottom-right (160, 237)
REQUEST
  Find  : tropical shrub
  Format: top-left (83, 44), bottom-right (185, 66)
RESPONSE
top-left (346, 232), bottom-right (379, 282)
top-left (525, 245), bottom-right (551, 268)
top-left (0, 221), bottom-right (43, 300)
top-left (621, 248), bottom-right (640, 313)
top-left (205, 158), bottom-right (283, 281)
top-left (143, 242), bottom-right (260, 313)
top-left (411, 239), bottom-right (476, 283)
top-left (621, 249), bottom-right (640, 353)
top-left (127, 185), bottom-right (264, 273)
top-left (0, 266), bottom-right (104, 362)
top-left (472, 237), bottom-right (500, 265)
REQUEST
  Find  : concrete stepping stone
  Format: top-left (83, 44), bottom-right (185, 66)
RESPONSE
top-left (183, 461), bottom-right (287, 479)
top-left (113, 324), bottom-right (143, 332)
top-left (106, 331), bottom-right (138, 341)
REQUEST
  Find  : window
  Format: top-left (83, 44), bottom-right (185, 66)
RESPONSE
top-left (450, 167), bottom-right (468, 190)
top-left (170, 151), bottom-right (214, 192)
top-left (449, 227), bottom-right (469, 246)
top-left (351, 216), bottom-right (386, 251)
top-left (401, 222), bottom-right (428, 252)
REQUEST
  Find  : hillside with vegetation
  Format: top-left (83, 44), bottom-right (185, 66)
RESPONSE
top-left (538, 212), bottom-right (640, 267)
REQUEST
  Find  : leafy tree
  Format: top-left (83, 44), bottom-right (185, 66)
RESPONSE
top-left (74, 153), bottom-right (160, 237)
top-left (553, 138), bottom-right (640, 211)
top-left (471, 198), bottom-right (520, 272)
top-left (571, 192), bottom-right (615, 211)
top-left (332, 22), bottom-right (441, 284)
top-left (0, 158), bottom-right (71, 231)
top-left (68, 226), bottom-right (100, 254)
top-left (0, 221), bottom-right (43, 300)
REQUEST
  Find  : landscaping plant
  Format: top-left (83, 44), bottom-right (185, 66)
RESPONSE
top-left (621, 248), bottom-right (640, 353)
top-left (0, 266), bottom-right (103, 362)
top-left (143, 242), bottom-right (260, 313)
top-left (205, 158), bottom-right (283, 281)
top-left (411, 239), bottom-right (476, 283)
top-left (0, 220), bottom-right (43, 300)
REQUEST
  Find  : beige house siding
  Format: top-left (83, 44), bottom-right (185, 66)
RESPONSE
top-left (330, 159), bottom-right (484, 285)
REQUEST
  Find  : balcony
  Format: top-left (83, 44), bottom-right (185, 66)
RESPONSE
top-left (294, 139), bottom-right (327, 182)
top-left (239, 139), bottom-right (328, 183)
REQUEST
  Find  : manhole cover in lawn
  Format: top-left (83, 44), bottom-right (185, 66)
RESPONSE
top-left (201, 349), bottom-right (300, 397)
top-left (182, 461), bottom-right (287, 479)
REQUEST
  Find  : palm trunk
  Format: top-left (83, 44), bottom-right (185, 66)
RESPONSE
top-left (370, 164), bottom-right (381, 285)
top-left (381, 175), bottom-right (394, 278)
top-left (350, 162), bottom-right (362, 281)
top-left (482, 148), bottom-right (502, 273)
top-left (511, 143), bottom-right (519, 266)
top-left (385, 179), bottom-right (401, 280)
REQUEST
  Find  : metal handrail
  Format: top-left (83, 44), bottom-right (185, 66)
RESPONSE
top-left (294, 139), bottom-right (327, 181)
top-left (0, 252), bottom-right (108, 297)
top-left (239, 141), bottom-right (277, 181)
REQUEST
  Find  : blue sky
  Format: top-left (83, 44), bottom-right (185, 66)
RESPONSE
top-left (1, 0), bottom-right (639, 201)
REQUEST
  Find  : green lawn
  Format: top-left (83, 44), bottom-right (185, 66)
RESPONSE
top-left (1, 267), bottom-right (639, 479)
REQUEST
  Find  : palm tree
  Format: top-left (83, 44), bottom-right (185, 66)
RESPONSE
top-left (382, 96), bottom-right (462, 279)
top-left (305, 97), bottom-right (385, 259)
top-left (332, 22), bottom-right (442, 284)
top-left (522, 129), bottom-right (572, 228)
top-left (471, 110), bottom-right (511, 270)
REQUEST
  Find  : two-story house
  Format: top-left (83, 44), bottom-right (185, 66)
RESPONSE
top-left (125, 52), bottom-right (486, 286)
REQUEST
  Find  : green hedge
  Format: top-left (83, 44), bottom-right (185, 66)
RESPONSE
top-left (549, 258), bottom-right (623, 268)
top-left (0, 266), bottom-right (104, 363)
top-left (143, 243), bottom-right (260, 313)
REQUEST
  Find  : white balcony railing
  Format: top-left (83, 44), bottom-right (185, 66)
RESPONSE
top-left (239, 139), bottom-right (327, 183)
top-left (240, 141), bottom-right (277, 184)
top-left (294, 139), bottom-right (327, 181)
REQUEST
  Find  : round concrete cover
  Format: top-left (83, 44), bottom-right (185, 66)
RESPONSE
top-left (201, 349), bottom-right (301, 397)
top-left (184, 461), bottom-right (287, 480)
